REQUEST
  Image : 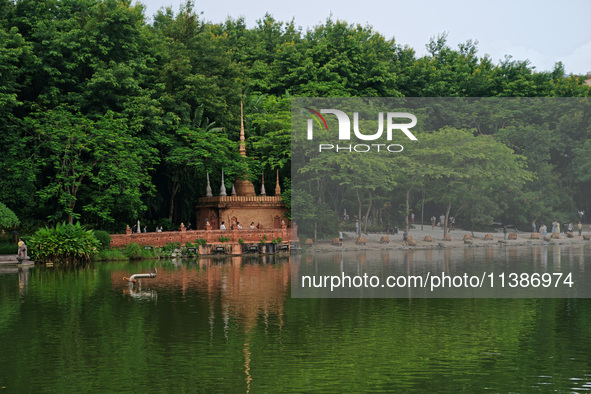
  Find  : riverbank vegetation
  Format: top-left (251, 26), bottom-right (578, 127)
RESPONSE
top-left (28, 222), bottom-right (100, 264)
top-left (24, 221), bottom-right (197, 262)
top-left (1, 0), bottom-right (590, 239)
top-left (95, 241), bottom-right (199, 261)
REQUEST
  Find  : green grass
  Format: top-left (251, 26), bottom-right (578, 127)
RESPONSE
top-left (95, 248), bottom-right (128, 261)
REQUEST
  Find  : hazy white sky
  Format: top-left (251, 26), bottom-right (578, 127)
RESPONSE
top-left (137, 0), bottom-right (591, 76)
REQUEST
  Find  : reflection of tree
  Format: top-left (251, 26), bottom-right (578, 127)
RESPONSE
top-left (5, 251), bottom-right (591, 392)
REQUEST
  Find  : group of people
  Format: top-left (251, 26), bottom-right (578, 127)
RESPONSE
top-left (430, 215), bottom-right (455, 230)
top-left (131, 224), bottom-right (148, 233)
top-left (219, 221), bottom-right (258, 230)
top-left (384, 223), bottom-right (399, 235)
top-left (131, 223), bottom-right (169, 233)
top-left (130, 220), bottom-right (266, 232)
top-left (533, 220), bottom-right (584, 237)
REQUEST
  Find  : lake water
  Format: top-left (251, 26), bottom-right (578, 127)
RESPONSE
top-left (1, 245), bottom-right (591, 392)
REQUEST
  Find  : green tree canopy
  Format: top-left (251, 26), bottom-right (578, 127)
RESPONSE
top-left (0, 202), bottom-right (20, 229)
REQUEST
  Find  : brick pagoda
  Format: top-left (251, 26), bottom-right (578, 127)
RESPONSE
top-left (195, 102), bottom-right (289, 231)
top-left (109, 103), bottom-right (294, 253)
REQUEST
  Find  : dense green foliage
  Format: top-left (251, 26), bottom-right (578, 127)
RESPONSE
top-left (124, 242), bottom-right (143, 260)
top-left (28, 222), bottom-right (100, 264)
top-left (0, 244), bottom-right (18, 254)
top-left (95, 247), bottom-right (127, 261)
top-left (0, 202), bottom-right (20, 228)
top-left (0, 0), bottom-right (589, 235)
top-left (93, 230), bottom-right (111, 250)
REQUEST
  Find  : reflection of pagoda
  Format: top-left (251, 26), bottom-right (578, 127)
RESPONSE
top-left (112, 257), bottom-right (289, 393)
top-left (195, 103), bottom-right (289, 230)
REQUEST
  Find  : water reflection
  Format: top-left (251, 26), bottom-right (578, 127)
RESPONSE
top-left (5, 244), bottom-right (591, 301)
top-left (0, 265), bottom-right (33, 298)
top-left (292, 244), bottom-right (591, 298)
top-left (2, 246), bottom-right (591, 392)
top-left (111, 256), bottom-right (290, 393)
top-left (112, 257), bottom-right (290, 329)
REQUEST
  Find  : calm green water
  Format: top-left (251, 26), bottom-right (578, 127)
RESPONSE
top-left (1, 249), bottom-right (591, 392)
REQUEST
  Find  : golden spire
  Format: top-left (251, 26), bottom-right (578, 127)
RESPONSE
top-left (275, 169), bottom-right (281, 195)
top-left (240, 101), bottom-right (246, 157)
top-left (234, 100), bottom-right (256, 197)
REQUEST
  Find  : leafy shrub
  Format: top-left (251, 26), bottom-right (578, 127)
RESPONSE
top-left (124, 243), bottom-right (157, 260)
top-left (93, 230), bottom-right (112, 250)
top-left (124, 242), bottom-right (143, 260)
top-left (139, 247), bottom-right (156, 259)
top-left (183, 241), bottom-right (196, 257)
top-left (0, 202), bottom-right (20, 228)
top-left (29, 222), bottom-right (100, 264)
top-left (0, 244), bottom-right (18, 254)
top-left (218, 236), bottom-right (230, 242)
top-left (185, 248), bottom-right (197, 257)
top-left (95, 248), bottom-right (127, 261)
top-left (195, 238), bottom-right (207, 246)
top-left (162, 242), bottom-right (180, 253)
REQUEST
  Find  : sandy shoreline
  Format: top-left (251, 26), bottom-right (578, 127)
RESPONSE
top-left (304, 226), bottom-right (591, 253)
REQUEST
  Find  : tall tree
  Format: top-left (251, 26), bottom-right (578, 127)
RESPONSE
top-left (423, 127), bottom-right (532, 236)
top-left (27, 108), bottom-right (158, 225)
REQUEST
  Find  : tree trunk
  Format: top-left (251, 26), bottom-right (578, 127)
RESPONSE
top-left (314, 221), bottom-right (317, 242)
top-left (421, 188), bottom-right (424, 231)
top-left (68, 194), bottom-right (77, 224)
top-left (443, 202), bottom-right (452, 238)
top-left (356, 189), bottom-right (362, 234)
top-left (405, 188), bottom-right (411, 232)
top-left (363, 192), bottom-right (373, 234)
top-left (168, 182), bottom-right (180, 222)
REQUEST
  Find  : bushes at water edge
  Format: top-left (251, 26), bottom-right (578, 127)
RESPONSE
top-left (93, 230), bottom-right (112, 250)
top-left (29, 222), bottom-right (100, 264)
top-left (124, 242), bottom-right (157, 260)
top-left (0, 244), bottom-right (17, 254)
top-left (95, 248), bottom-right (127, 261)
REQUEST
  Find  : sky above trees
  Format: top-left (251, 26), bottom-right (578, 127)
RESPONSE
top-left (139, 0), bottom-right (591, 75)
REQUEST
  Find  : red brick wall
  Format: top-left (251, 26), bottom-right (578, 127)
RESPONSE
top-left (110, 227), bottom-right (292, 248)
top-left (196, 195), bottom-right (289, 230)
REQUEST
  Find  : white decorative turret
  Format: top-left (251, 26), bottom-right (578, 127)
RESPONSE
top-left (205, 172), bottom-right (213, 197)
top-left (260, 172), bottom-right (266, 195)
top-left (231, 183), bottom-right (236, 196)
top-left (219, 169), bottom-right (227, 196)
